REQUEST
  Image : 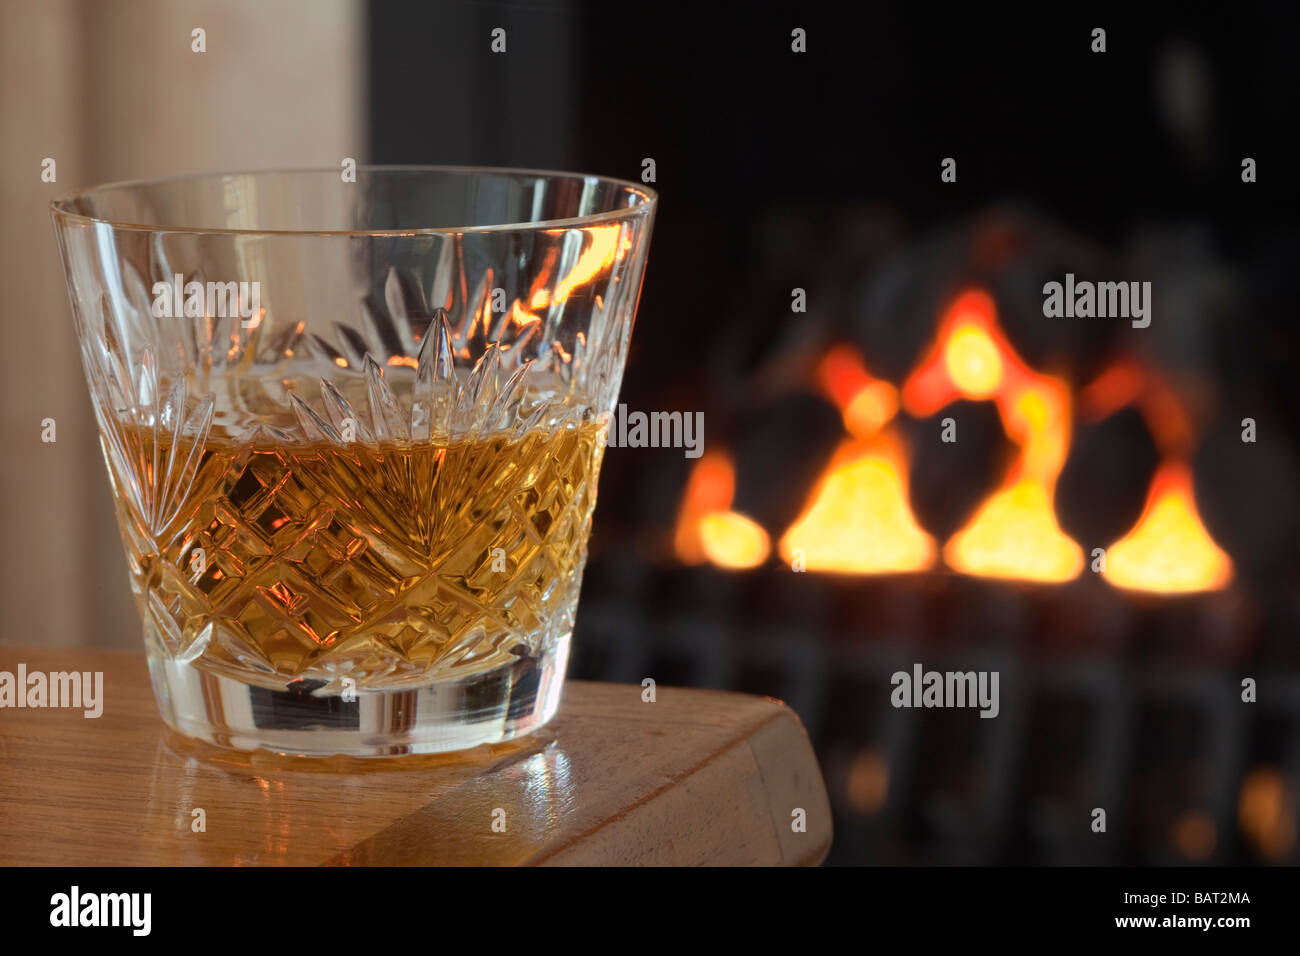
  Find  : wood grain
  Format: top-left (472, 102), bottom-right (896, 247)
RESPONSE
top-left (0, 646), bottom-right (831, 866)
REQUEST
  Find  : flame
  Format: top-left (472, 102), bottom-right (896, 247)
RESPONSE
top-left (699, 512), bottom-right (770, 569)
top-left (509, 298), bottom-right (543, 329)
top-left (944, 478), bottom-right (1084, 583)
top-left (779, 433), bottom-right (935, 574)
top-left (816, 345), bottom-right (898, 438)
top-left (551, 224), bottom-right (622, 305)
top-left (1104, 461), bottom-right (1231, 593)
top-left (944, 322), bottom-right (1003, 397)
top-left (674, 451), bottom-right (771, 569)
top-left (1078, 359), bottom-right (1146, 422)
top-left (1239, 767), bottom-right (1297, 859)
top-left (674, 288), bottom-right (1232, 592)
top-left (1081, 359), bottom-right (1194, 455)
top-left (903, 289), bottom-right (1083, 582)
top-left (1083, 362), bottom-right (1231, 593)
top-left (527, 247), bottom-right (559, 311)
top-left (779, 349), bottom-right (931, 573)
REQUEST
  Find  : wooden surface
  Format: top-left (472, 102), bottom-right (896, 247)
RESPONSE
top-left (0, 646), bottom-right (831, 866)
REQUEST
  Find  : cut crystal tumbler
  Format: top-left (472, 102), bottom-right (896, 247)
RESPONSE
top-left (52, 167), bottom-right (656, 756)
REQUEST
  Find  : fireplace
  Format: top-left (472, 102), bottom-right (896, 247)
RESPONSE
top-left (567, 207), bottom-right (1299, 866)
top-left (366, 1), bottom-right (1300, 866)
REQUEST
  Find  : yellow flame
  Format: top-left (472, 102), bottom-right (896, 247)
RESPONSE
top-left (945, 477), bottom-right (1084, 583)
top-left (779, 435), bottom-right (935, 574)
top-left (1009, 383), bottom-right (1071, 481)
top-left (1104, 462), bottom-right (1232, 593)
top-left (675, 451), bottom-right (770, 568)
top-left (945, 322), bottom-right (1003, 398)
top-left (699, 512), bottom-right (771, 569)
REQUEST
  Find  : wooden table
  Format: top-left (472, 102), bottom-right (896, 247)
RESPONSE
top-left (0, 646), bottom-right (831, 865)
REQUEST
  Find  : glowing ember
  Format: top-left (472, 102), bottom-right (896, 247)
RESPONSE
top-left (1239, 767), bottom-right (1297, 860)
top-left (903, 289), bottom-right (1082, 582)
top-left (779, 434), bottom-right (935, 574)
top-left (1172, 811), bottom-right (1217, 860)
top-left (845, 749), bottom-right (890, 814)
top-left (674, 451), bottom-right (771, 568)
top-left (1104, 461), bottom-right (1232, 593)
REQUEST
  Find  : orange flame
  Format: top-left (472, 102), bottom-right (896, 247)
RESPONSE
top-left (1083, 362), bottom-right (1231, 593)
top-left (1239, 767), bottom-right (1297, 860)
top-left (903, 289), bottom-right (1083, 582)
top-left (1081, 358), bottom-right (1194, 455)
top-left (816, 345), bottom-right (899, 438)
top-left (551, 224), bottom-right (623, 305)
top-left (1104, 461), bottom-right (1231, 593)
top-left (674, 451), bottom-right (770, 569)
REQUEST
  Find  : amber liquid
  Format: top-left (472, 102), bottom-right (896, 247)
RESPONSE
top-left (121, 421), bottom-right (605, 690)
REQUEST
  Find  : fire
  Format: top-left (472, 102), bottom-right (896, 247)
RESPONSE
top-left (699, 513), bottom-right (770, 570)
top-left (816, 345), bottom-right (899, 438)
top-left (1104, 461), bottom-right (1231, 593)
top-left (1083, 362), bottom-right (1232, 593)
top-left (944, 322), bottom-right (1003, 397)
top-left (674, 451), bottom-right (771, 569)
top-left (779, 433), bottom-right (935, 574)
top-left (1080, 358), bottom-right (1194, 453)
top-left (778, 349), bottom-right (932, 573)
top-left (503, 228), bottom-right (620, 332)
top-left (551, 224), bottom-right (623, 305)
top-left (678, 288), bottom-right (1232, 593)
top-left (944, 477), bottom-right (1083, 583)
top-left (903, 289), bottom-right (1083, 582)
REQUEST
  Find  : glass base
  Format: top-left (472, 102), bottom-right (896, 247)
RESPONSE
top-left (146, 636), bottom-right (570, 757)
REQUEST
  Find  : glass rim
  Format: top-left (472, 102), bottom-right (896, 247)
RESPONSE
top-left (49, 164), bottom-right (658, 238)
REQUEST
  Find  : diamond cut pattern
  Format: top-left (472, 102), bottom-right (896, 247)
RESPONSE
top-left (60, 197), bottom-right (648, 691)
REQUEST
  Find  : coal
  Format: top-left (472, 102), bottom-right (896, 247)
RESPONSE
top-left (1057, 406), bottom-right (1159, 547)
top-left (901, 400), bottom-right (1007, 542)
top-left (730, 391), bottom-right (846, 533)
top-left (1195, 409), bottom-right (1300, 581)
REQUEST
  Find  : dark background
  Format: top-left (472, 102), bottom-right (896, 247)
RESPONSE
top-left (369, 1), bottom-right (1300, 865)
